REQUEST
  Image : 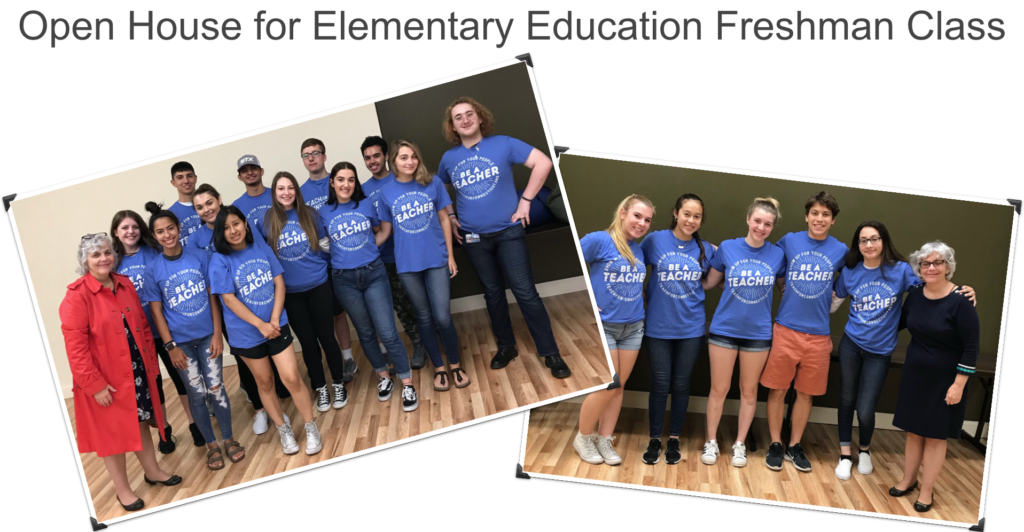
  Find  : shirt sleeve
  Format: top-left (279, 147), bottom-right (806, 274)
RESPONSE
top-left (198, 250), bottom-right (211, 287)
top-left (312, 210), bottom-right (327, 240)
top-left (639, 234), bottom-right (655, 265)
top-left (775, 246), bottom-right (787, 278)
top-left (703, 240), bottom-right (717, 272)
top-left (902, 261), bottom-right (923, 291)
top-left (834, 269), bottom-right (849, 298)
top-left (58, 289), bottom-right (109, 396)
top-left (263, 245), bottom-right (285, 278)
top-left (436, 153), bottom-right (452, 184)
top-left (368, 203), bottom-right (381, 228)
top-left (709, 241), bottom-right (725, 272)
top-left (899, 287), bottom-right (913, 331)
top-left (955, 296), bottom-right (981, 375)
top-left (377, 191), bottom-right (393, 223)
top-left (208, 255), bottom-right (234, 295)
top-left (434, 178), bottom-right (453, 211)
top-left (506, 136), bottom-right (535, 165)
top-left (140, 266), bottom-right (160, 303)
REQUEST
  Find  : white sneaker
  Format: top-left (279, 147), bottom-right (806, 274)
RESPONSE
top-left (333, 383), bottom-right (348, 409)
top-left (278, 422), bottom-right (299, 455)
top-left (836, 458), bottom-right (853, 480)
top-left (594, 435), bottom-right (622, 465)
top-left (731, 441), bottom-right (748, 467)
top-left (858, 451), bottom-right (873, 475)
top-left (253, 410), bottom-right (289, 435)
top-left (315, 386), bottom-right (330, 413)
top-left (701, 440), bottom-right (720, 465)
top-left (305, 420), bottom-right (323, 455)
top-left (573, 432), bottom-right (604, 464)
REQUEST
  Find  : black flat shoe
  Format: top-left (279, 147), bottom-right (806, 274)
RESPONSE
top-left (889, 481), bottom-right (918, 497)
top-left (914, 499), bottom-right (933, 512)
top-left (117, 494), bottom-right (145, 512)
top-left (544, 354), bottom-right (572, 379)
top-left (144, 474), bottom-right (183, 487)
top-left (490, 346), bottom-right (519, 369)
top-left (189, 423), bottom-right (205, 447)
top-left (158, 426), bottom-right (176, 454)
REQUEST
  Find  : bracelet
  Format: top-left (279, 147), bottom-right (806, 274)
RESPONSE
top-left (520, 196), bottom-right (534, 203)
top-left (448, 214), bottom-right (457, 219)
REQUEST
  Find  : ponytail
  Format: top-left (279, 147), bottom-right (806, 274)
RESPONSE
top-left (747, 196), bottom-right (781, 222)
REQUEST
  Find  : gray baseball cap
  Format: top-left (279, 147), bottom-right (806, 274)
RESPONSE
top-left (237, 154), bottom-right (261, 170)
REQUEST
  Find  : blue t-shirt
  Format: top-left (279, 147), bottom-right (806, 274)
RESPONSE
top-left (208, 242), bottom-right (290, 349)
top-left (187, 224), bottom-right (218, 261)
top-left (436, 135), bottom-right (535, 234)
top-left (708, 238), bottom-right (787, 341)
top-left (376, 177), bottom-right (452, 274)
top-left (258, 208), bottom-right (328, 293)
top-left (319, 198), bottom-right (381, 270)
top-left (774, 231), bottom-right (849, 336)
top-left (168, 202), bottom-right (202, 247)
top-left (300, 176), bottom-right (331, 212)
top-left (640, 230), bottom-right (716, 339)
top-left (116, 246), bottom-right (161, 337)
top-left (835, 261), bottom-right (921, 355)
top-left (140, 247), bottom-right (215, 343)
top-left (362, 172), bottom-right (396, 263)
top-left (580, 231), bottom-right (646, 325)
top-left (233, 188), bottom-right (273, 232)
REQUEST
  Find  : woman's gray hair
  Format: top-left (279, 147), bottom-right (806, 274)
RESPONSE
top-left (909, 240), bottom-right (956, 280)
top-left (76, 233), bottom-right (117, 276)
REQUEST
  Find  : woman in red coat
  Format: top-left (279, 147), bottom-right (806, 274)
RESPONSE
top-left (59, 233), bottom-right (182, 512)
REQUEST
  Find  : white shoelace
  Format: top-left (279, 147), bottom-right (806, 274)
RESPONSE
top-left (733, 443), bottom-right (746, 458)
top-left (334, 383), bottom-right (346, 400)
top-left (595, 435), bottom-right (617, 456)
top-left (704, 441), bottom-right (718, 456)
top-left (578, 434), bottom-right (599, 455)
top-left (402, 386), bottom-right (416, 401)
top-left (317, 386), bottom-right (329, 404)
top-left (305, 422), bottom-right (320, 443)
top-left (377, 377), bottom-right (392, 393)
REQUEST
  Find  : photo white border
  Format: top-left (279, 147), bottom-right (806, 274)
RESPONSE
top-left (517, 148), bottom-right (1020, 530)
top-left (3, 55), bottom-right (616, 527)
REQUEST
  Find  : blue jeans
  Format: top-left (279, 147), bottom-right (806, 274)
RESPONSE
top-left (174, 334), bottom-right (233, 442)
top-left (837, 333), bottom-right (892, 448)
top-left (647, 336), bottom-right (703, 438)
top-left (332, 258), bottom-right (412, 380)
top-left (399, 265), bottom-right (460, 368)
top-left (460, 224), bottom-right (560, 357)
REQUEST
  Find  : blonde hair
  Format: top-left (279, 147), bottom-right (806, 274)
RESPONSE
top-left (388, 139), bottom-right (433, 186)
top-left (747, 196), bottom-right (781, 222)
top-left (442, 96), bottom-right (495, 145)
top-left (607, 194), bottom-right (655, 267)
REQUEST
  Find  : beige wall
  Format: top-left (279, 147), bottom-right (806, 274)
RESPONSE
top-left (12, 104), bottom-right (381, 398)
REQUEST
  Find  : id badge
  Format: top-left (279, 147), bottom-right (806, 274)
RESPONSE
top-left (465, 233), bottom-right (481, 244)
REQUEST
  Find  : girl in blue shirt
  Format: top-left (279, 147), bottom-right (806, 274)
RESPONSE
top-left (260, 171), bottom-right (347, 414)
top-left (140, 203), bottom-right (242, 470)
top-left (574, 194), bottom-right (655, 467)
top-left (701, 197), bottom-right (787, 468)
top-left (208, 206), bottom-right (321, 456)
top-left (377, 140), bottom-right (466, 392)
top-left (187, 184), bottom-right (224, 260)
top-left (639, 193), bottom-right (718, 465)
top-left (321, 162), bottom-right (418, 412)
top-left (110, 209), bottom-right (185, 451)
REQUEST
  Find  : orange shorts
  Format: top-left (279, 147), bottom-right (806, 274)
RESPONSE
top-left (759, 323), bottom-right (833, 396)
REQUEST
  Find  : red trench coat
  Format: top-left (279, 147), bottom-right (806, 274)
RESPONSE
top-left (59, 273), bottom-right (166, 457)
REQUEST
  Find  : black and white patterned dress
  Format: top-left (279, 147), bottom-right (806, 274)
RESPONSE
top-left (124, 316), bottom-right (154, 423)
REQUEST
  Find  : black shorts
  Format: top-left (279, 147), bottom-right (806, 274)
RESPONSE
top-left (231, 323), bottom-right (294, 360)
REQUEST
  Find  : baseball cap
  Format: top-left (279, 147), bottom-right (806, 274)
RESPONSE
top-left (237, 154), bottom-right (261, 170)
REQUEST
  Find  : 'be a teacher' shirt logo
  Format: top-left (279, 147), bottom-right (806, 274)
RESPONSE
top-left (727, 259), bottom-right (776, 304)
top-left (603, 257), bottom-right (645, 302)
top-left (121, 265), bottom-right (149, 309)
top-left (275, 221), bottom-right (313, 262)
top-left (656, 252), bottom-right (702, 299)
top-left (787, 251), bottom-right (836, 299)
top-left (394, 192), bottom-right (435, 234)
top-left (328, 212), bottom-right (372, 251)
top-left (234, 259), bottom-right (275, 306)
top-left (246, 205), bottom-right (270, 226)
top-left (451, 155), bottom-right (500, 200)
top-left (163, 269), bottom-right (209, 317)
top-left (850, 281), bottom-right (898, 325)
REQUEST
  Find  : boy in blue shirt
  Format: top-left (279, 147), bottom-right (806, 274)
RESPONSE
top-left (168, 162), bottom-right (203, 247)
top-left (233, 154), bottom-right (274, 232)
top-left (761, 192), bottom-right (848, 473)
top-left (360, 136), bottom-right (426, 370)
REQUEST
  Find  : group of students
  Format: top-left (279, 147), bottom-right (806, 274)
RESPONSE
top-left (576, 191), bottom-right (980, 513)
top-left (61, 96), bottom-right (574, 512)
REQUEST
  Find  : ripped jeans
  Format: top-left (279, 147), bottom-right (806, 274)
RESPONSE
top-left (173, 334), bottom-right (233, 442)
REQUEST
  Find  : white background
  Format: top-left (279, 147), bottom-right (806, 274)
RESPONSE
top-left (1, 0), bottom-right (1020, 530)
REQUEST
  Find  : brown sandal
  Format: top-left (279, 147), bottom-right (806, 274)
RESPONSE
top-left (206, 446), bottom-right (225, 471)
top-left (224, 440), bottom-right (246, 463)
top-left (451, 367), bottom-right (471, 388)
top-left (434, 370), bottom-right (450, 392)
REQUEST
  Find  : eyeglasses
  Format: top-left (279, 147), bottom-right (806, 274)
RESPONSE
top-left (301, 151), bottom-right (323, 160)
top-left (859, 236), bottom-right (882, 245)
top-left (920, 260), bottom-right (947, 269)
top-left (81, 232), bottom-right (107, 242)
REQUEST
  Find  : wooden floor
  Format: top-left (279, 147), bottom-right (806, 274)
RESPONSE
top-left (524, 402), bottom-right (984, 524)
top-left (67, 291), bottom-right (611, 522)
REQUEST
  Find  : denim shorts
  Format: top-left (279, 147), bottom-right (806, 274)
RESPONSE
top-left (707, 332), bottom-right (772, 352)
top-left (602, 320), bottom-right (645, 351)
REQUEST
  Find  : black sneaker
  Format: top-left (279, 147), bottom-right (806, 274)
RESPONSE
top-left (642, 438), bottom-right (662, 465)
top-left (490, 345), bottom-right (519, 369)
top-left (785, 443), bottom-right (812, 472)
top-left (377, 375), bottom-right (394, 401)
top-left (665, 438), bottom-right (682, 465)
top-left (765, 442), bottom-right (784, 471)
top-left (402, 385), bottom-right (418, 412)
top-left (544, 354), bottom-right (572, 379)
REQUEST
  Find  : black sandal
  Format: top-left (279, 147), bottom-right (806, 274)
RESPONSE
top-left (451, 367), bottom-right (471, 389)
top-left (143, 474), bottom-right (182, 486)
top-left (116, 494), bottom-right (145, 512)
top-left (889, 481), bottom-right (918, 497)
top-left (434, 370), bottom-right (450, 392)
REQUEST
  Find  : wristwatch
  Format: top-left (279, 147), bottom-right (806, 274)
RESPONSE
top-left (164, 340), bottom-right (177, 351)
